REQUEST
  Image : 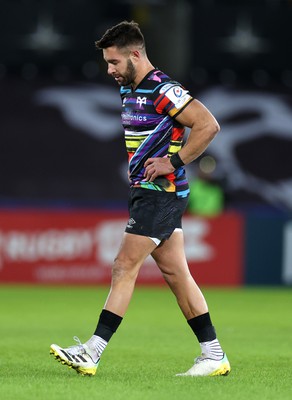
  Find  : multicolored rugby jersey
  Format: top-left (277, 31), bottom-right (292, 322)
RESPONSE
top-left (120, 69), bottom-right (194, 198)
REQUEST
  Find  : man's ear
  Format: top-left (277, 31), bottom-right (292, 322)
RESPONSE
top-left (130, 49), bottom-right (141, 62)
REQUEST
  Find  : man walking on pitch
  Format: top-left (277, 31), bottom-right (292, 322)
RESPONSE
top-left (50, 20), bottom-right (231, 377)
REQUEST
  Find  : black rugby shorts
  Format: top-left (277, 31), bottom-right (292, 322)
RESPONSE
top-left (125, 187), bottom-right (189, 240)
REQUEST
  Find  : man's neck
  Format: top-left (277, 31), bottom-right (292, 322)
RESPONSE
top-left (132, 62), bottom-right (155, 90)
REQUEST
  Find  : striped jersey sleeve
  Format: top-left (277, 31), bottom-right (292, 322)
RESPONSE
top-left (154, 83), bottom-right (193, 118)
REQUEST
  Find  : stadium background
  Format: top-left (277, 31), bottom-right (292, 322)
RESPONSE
top-left (0, 0), bottom-right (292, 286)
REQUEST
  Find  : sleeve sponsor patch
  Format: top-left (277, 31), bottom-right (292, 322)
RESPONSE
top-left (159, 83), bottom-right (174, 94)
top-left (163, 85), bottom-right (192, 110)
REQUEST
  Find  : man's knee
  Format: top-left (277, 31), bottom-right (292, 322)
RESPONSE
top-left (111, 254), bottom-right (140, 282)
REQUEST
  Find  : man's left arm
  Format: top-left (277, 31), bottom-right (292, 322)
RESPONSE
top-left (144, 99), bottom-right (220, 182)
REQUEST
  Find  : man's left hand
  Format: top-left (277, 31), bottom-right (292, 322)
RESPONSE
top-left (144, 157), bottom-right (175, 182)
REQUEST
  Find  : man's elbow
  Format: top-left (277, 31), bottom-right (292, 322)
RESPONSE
top-left (208, 120), bottom-right (220, 140)
top-left (214, 121), bottom-right (220, 135)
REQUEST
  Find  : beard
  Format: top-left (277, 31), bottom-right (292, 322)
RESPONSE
top-left (118, 59), bottom-right (136, 86)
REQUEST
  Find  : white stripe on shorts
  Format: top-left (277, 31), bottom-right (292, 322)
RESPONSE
top-left (149, 237), bottom-right (161, 246)
top-left (149, 228), bottom-right (182, 246)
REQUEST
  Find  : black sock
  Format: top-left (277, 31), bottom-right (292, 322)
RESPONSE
top-left (187, 312), bottom-right (216, 342)
top-left (93, 309), bottom-right (123, 342)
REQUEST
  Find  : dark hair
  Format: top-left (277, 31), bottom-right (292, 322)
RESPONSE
top-left (95, 20), bottom-right (145, 50)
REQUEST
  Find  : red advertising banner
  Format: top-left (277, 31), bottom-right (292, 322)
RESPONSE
top-left (0, 210), bottom-right (244, 286)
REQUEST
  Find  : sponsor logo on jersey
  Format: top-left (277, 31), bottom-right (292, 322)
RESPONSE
top-left (174, 87), bottom-right (183, 97)
top-left (159, 83), bottom-right (174, 94)
top-left (136, 96), bottom-right (147, 108)
top-left (122, 112), bottom-right (147, 122)
top-left (165, 86), bottom-right (191, 109)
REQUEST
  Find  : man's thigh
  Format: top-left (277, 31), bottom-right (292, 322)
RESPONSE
top-left (151, 229), bottom-right (188, 274)
top-left (116, 232), bottom-right (157, 267)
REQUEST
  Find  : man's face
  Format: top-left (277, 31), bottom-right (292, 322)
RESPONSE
top-left (103, 46), bottom-right (136, 86)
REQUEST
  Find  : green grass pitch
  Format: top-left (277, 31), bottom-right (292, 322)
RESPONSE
top-left (0, 285), bottom-right (291, 400)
